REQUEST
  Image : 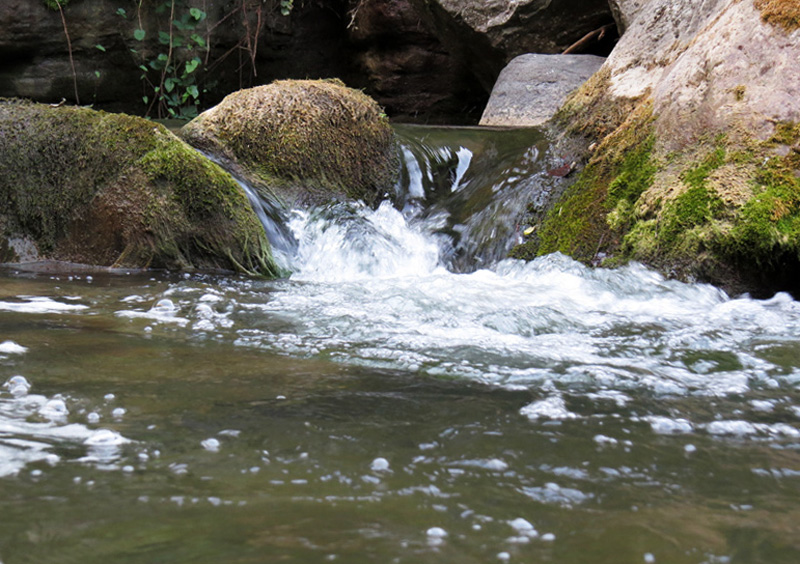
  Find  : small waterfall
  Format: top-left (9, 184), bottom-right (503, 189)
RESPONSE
top-left (392, 124), bottom-right (559, 271)
top-left (237, 124), bottom-right (562, 276)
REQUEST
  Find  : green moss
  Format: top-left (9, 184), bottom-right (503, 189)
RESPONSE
top-left (725, 158), bottom-right (800, 264)
top-left (534, 105), bottom-right (656, 262)
top-left (681, 146), bottom-right (726, 189)
top-left (607, 136), bottom-right (657, 207)
top-left (768, 121), bottom-right (800, 146)
top-left (181, 79), bottom-right (399, 207)
top-left (0, 99), bottom-right (278, 276)
top-left (658, 185), bottom-right (723, 248)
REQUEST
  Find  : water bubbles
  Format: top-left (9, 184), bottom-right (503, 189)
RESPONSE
top-left (594, 434), bottom-right (619, 447)
top-left (152, 298), bottom-right (176, 313)
top-left (83, 429), bottom-right (131, 466)
top-left (4, 375), bottom-right (31, 397)
top-left (201, 438), bottom-right (221, 452)
top-left (646, 416), bottom-right (694, 435)
top-left (370, 457), bottom-right (390, 472)
top-left (112, 407), bottom-right (126, 419)
top-left (520, 396), bottom-right (578, 422)
top-left (39, 397), bottom-right (69, 422)
top-left (644, 553), bottom-right (656, 563)
top-left (87, 412), bottom-right (100, 424)
top-left (426, 527), bottom-right (448, 545)
top-left (84, 428), bottom-right (129, 447)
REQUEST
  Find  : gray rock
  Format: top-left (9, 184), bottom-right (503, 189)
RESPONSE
top-left (608, 0), bottom-right (648, 34)
top-left (480, 54), bottom-right (606, 127)
top-left (408, 0), bottom-right (615, 92)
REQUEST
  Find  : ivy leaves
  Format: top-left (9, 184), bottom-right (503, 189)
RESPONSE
top-left (122, 1), bottom-right (208, 119)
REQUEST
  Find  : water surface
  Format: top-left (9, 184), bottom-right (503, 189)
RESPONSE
top-left (1, 127), bottom-right (799, 563)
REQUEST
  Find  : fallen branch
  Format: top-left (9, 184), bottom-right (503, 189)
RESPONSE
top-left (562, 23), bottom-right (615, 55)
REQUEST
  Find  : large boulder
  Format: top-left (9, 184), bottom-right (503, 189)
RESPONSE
top-left (480, 53), bottom-right (606, 127)
top-left (408, 0), bottom-right (617, 92)
top-left (180, 79), bottom-right (399, 207)
top-left (0, 100), bottom-right (278, 276)
top-left (514, 0), bottom-right (800, 296)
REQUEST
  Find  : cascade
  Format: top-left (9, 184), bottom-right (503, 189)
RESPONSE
top-left (240, 125), bottom-right (559, 275)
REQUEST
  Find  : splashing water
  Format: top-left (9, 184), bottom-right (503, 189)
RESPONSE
top-left (1, 125), bottom-right (799, 563)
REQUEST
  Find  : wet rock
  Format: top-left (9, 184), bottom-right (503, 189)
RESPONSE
top-left (345, 0), bottom-right (487, 124)
top-left (523, 0), bottom-right (800, 296)
top-left (180, 79), bottom-right (399, 207)
top-left (480, 53), bottom-right (605, 127)
top-left (0, 100), bottom-right (278, 276)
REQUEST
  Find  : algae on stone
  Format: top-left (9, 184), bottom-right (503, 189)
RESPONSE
top-left (0, 99), bottom-right (278, 276)
top-left (755, 0), bottom-right (800, 31)
top-left (180, 79), bottom-right (399, 208)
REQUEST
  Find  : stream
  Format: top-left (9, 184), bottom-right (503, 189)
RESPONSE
top-left (0, 125), bottom-right (799, 563)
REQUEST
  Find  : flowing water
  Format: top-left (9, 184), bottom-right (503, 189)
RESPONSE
top-left (1, 126), bottom-right (799, 563)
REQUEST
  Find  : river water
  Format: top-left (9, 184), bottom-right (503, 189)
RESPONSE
top-left (0, 126), bottom-right (799, 563)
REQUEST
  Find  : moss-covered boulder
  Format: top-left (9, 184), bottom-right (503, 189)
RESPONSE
top-left (179, 79), bottom-right (399, 207)
top-left (0, 99), bottom-right (278, 276)
top-left (513, 0), bottom-right (800, 296)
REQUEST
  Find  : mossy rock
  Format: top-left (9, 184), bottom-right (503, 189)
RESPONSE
top-left (0, 99), bottom-right (278, 276)
top-left (510, 0), bottom-right (800, 296)
top-left (179, 79), bottom-right (399, 207)
top-left (514, 101), bottom-right (800, 295)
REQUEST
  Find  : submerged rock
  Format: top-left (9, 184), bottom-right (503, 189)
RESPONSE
top-left (0, 100), bottom-right (278, 276)
top-left (514, 0), bottom-right (800, 296)
top-left (180, 79), bottom-right (399, 208)
top-left (480, 54), bottom-right (605, 127)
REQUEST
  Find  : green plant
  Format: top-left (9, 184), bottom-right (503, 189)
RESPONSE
top-left (118, 0), bottom-right (295, 120)
top-left (118, 0), bottom-right (209, 119)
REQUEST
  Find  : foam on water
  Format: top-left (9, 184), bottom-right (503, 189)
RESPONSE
top-left (0, 376), bottom-right (132, 476)
top-left (0, 296), bottom-right (88, 314)
top-left (106, 199), bottom-right (800, 443)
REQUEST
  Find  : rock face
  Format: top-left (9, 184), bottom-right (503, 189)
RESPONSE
top-left (480, 54), bottom-right (606, 127)
top-left (180, 80), bottom-right (399, 207)
top-left (408, 0), bottom-right (617, 91)
top-left (0, 0), bottom-right (618, 124)
top-left (345, 0), bottom-right (488, 123)
top-left (515, 0), bottom-right (800, 296)
top-left (0, 100), bottom-right (278, 276)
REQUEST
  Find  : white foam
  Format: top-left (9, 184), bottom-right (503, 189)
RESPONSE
top-left (520, 396), bottom-right (578, 422)
top-left (646, 416), bottom-right (694, 435)
top-left (0, 341), bottom-right (27, 354)
top-left (0, 297), bottom-right (88, 313)
top-left (508, 517), bottom-right (538, 537)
